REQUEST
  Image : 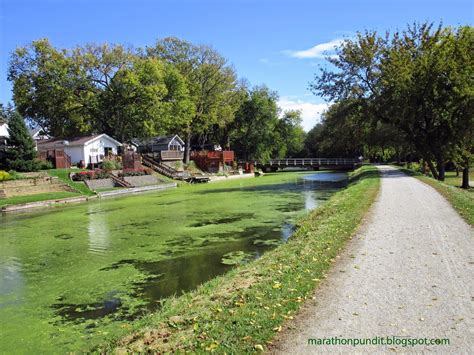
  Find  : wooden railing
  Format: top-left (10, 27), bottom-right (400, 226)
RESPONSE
top-left (142, 155), bottom-right (191, 180)
top-left (160, 150), bottom-right (184, 161)
top-left (246, 158), bottom-right (360, 166)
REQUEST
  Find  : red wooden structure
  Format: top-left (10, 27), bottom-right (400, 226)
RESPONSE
top-left (122, 151), bottom-right (142, 169)
top-left (38, 149), bottom-right (71, 168)
top-left (191, 150), bottom-right (235, 172)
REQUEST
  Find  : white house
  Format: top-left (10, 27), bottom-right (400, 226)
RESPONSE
top-left (29, 128), bottom-right (51, 141)
top-left (0, 122), bottom-right (8, 137)
top-left (37, 134), bottom-right (122, 166)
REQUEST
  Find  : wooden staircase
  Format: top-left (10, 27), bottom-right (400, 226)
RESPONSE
top-left (110, 174), bottom-right (133, 188)
top-left (142, 155), bottom-right (190, 180)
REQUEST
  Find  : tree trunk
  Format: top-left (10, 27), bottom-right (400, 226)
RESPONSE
top-left (184, 132), bottom-right (191, 164)
top-left (424, 157), bottom-right (439, 179)
top-left (437, 160), bottom-right (445, 181)
top-left (456, 167), bottom-right (460, 176)
top-left (461, 160), bottom-right (470, 189)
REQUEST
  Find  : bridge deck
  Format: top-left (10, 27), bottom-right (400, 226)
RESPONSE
top-left (246, 158), bottom-right (359, 167)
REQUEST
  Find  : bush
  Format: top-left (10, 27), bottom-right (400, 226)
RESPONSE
top-left (118, 168), bottom-right (152, 177)
top-left (37, 159), bottom-right (54, 170)
top-left (8, 170), bottom-right (21, 180)
top-left (0, 171), bottom-right (11, 181)
top-left (72, 169), bottom-right (111, 181)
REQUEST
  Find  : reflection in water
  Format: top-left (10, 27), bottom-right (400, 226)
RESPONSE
top-left (0, 256), bottom-right (24, 306)
top-left (87, 204), bottom-right (110, 255)
top-left (304, 190), bottom-right (317, 210)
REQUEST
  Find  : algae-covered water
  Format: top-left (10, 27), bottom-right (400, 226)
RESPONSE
top-left (0, 171), bottom-right (346, 352)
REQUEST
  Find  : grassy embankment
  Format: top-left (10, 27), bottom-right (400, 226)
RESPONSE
top-left (97, 165), bottom-right (380, 353)
top-left (0, 168), bottom-right (93, 208)
top-left (399, 167), bottom-right (473, 226)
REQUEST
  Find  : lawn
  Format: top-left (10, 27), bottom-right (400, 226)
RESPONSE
top-left (47, 168), bottom-right (95, 196)
top-left (0, 191), bottom-right (81, 208)
top-left (443, 170), bottom-right (474, 191)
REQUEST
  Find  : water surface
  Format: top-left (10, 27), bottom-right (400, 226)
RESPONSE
top-left (0, 171), bottom-right (346, 352)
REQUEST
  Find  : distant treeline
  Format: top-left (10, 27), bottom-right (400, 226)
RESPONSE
top-left (304, 22), bottom-right (472, 187)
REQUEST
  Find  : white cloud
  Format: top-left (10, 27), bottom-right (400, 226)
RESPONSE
top-left (286, 38), bottom-right (343, 59)
top-left (278, 97), bottom-right (329, 131)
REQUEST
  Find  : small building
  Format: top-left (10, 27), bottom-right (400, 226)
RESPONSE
top-left (29, 128), bottom-right (51, 141)
top-left (134, 135), bottom-right (185, 161)
top-left (37, 134), bottom-right (122, 168)
top-left (0, 123), bottom-right (8, 151)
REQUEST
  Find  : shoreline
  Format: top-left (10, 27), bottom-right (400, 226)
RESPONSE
top-left (1, 183), bottom-right (177, 213)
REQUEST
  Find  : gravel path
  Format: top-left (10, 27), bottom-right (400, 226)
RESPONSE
top-left (272, 166), bottom-right (473, 353)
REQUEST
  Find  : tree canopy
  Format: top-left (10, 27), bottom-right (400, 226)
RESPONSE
top-left (308, 22), bottom-right (473, 185)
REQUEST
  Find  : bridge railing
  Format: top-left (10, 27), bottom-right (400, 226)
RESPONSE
top-left (243, 158), bottom-right (359, 166)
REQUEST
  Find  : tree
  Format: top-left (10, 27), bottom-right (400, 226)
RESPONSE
top-left (8, 39), bottom-right (85, 137)
top-left (311, 23), bottom-right (474, 181)
top-left (147, 37), bottom-right (241, 162)
top-left (229, 86), bottom-right (281, 161)
top-left (274, 110), bottom-right (306, 157)
top-left (6, 111), bottom-right (38, 172)
top-left (8, 40), bottom-right (194, 142)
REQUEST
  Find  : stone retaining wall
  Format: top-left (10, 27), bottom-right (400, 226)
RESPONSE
top-left (84, 178), bottom-right (116, 190)
top-left (123, 175), bottom-right (159, 187)
top-left (0, 177), bottom-right (75, 197)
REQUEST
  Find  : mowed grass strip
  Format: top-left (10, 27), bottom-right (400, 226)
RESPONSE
top-left (98, 166), bottom-right (380, 353)
top-left (399, 167), bottom-right (473, 226)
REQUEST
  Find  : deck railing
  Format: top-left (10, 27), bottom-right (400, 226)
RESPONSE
top-left (160, 150), bottom-right (184, 161)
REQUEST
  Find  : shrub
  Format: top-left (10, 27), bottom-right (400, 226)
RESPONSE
top-left (7, 170), bottom-right (21, 180)
top-left (37, 159), bottom-right (54, 170)
top-left (118, 168), bottom-right (152, 177)
top-left (0, 171), bottom-right (11, 181)
top-left (72, 169), bottom-right (111, 181)
top-left (102, 159), bottom-right (115, 171)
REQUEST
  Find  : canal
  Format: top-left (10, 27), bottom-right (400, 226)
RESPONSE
top-left (0, 171), bottom-right (347, 352)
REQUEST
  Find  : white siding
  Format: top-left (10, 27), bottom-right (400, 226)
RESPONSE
top-left (0, 124), bottom-right (8, 137)
top-left (64, 146), bottom-right (85, 164)
top-left (84, 136), bottom-right (120, 165)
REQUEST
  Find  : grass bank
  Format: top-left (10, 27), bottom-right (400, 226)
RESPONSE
top-left (0, 191), bottom-right (80, 208)
top-left (398, 167), bottom-right (473, 226)
top-left (47, 168), bottom-right (95, 196)
top-left (0, 169), bottom-right (92, 208)
top-left (97, 166), bottom-right (380, 353)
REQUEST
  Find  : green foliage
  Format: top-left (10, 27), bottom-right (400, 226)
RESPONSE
top-left (101, 160), bottom-right (114, 171)
top-left (8, 40), bottom-right (194, 142)
top-left (229, 86), bottom-right (280, 161)
top-left (5, 111), bottom-right (39, 172)
top-left (310, 22), bottom-right (473, 178)
top-left (147, 37), bottom-right (242, 161)
top-left (0, 170), bottom-right (12, 181)
top-left (37, 159), bottom-right (54, 170)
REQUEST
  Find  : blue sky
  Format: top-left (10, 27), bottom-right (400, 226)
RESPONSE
top-left (0, 0), bottom-right (472, 130)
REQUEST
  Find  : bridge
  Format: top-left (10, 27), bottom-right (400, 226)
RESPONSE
top-left (245, 158), bottom-right (360, 172)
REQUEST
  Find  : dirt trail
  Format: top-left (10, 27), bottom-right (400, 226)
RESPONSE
top-left (272, 166), bottom-right (473, 353)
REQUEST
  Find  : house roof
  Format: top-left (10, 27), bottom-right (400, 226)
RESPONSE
top-left (37, 134), bottom-right (122, 150)
top-left (135, 135), bottom-right (184, 147)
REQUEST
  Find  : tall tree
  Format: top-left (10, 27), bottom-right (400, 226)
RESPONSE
top-left (229, 86), bottom-right (280, 161)
top-left (147, 37), bottom-right (241, 162)
top-left (6, 111), bottom-right (38, 172)
top-left (274, 110), bottom-right (306, 158)
top-left (311, 23), bottom-right (474, 181)
top-left (8, 40), bottom-right (194, 141)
